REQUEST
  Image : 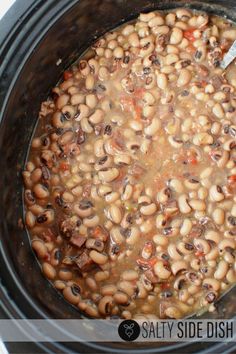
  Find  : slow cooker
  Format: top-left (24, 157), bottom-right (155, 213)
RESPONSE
top-left (1, 0), bottom-right (236, 353)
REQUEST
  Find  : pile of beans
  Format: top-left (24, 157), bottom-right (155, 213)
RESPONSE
top-left (23, 8), bottom-right (236, 319)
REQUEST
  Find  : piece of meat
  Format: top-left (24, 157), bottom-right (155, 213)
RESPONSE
top-left (144, 269), bottom-right (159, 284)
top-left (75, 251), bottom-right (93, 271)
top-left (210, 75), bottom-right (223, 89)
top-left (70, 234), bottom-right (87, 248)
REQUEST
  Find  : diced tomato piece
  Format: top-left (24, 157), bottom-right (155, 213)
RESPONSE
top-left (186, 43), bottom-right (196, 54)
top-left (228, 175), bottom-right (236, 183)
top-left (195, 250), bottom-right (204, 258)
top-left (187, 156), bottom-right (197, 165)
top-left (92, 226), bottom-right (108, 242)
top-left (134, 87), bottom-right (145, 99)
top-left (183, 28), bottom-right (196, 41)
top-left (59, 161), bottom-right (69, 171)
top-left (63, 71), bottom-right (73, 81)
top-left (120, 96), bottom-right (134, 112)
top-left (136, 257), bottom-right (157, 269)
top-left (134, 104), bottom-right (142, 120)
top-left (160, 282), bottom-right (170, 290)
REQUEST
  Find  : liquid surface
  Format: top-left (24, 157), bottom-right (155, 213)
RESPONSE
top-left (23, 9), bottom-right (236, 320)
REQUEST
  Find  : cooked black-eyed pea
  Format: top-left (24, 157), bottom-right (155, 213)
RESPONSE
top-left (226, 269), bottom-right (236, 283)
top-left (74, 202), bottom-right (93, 218)
top-left (86, 238), bottom-right (104, 252)
top-left (177, 68), bottom-right (191, 87)
top-left (118, 281), bottom-right (135, 297)
top-left (185, 272), bottom-right (202, 286)
top-left (178, 194), bottom-right (191, 214)
top-left (157, 73), bottom-right (168, 90)
top-left (105, 192), bottom-right (120, 204)
top-left (177, 241), bottom-right (194, 255)
top-left (42, 262), bottom-right (56, 280)
top-left (188, 199), bottom-right (206, 211)
top-left (154, 260), bottom-right (171, 279)
top-left (126, 226), bottom-right (140, 245)
top-left (194, 238), bottom-right (211, 254)
top-left (205, 247), bottom-right (219, 261)
top-left (98, 168), bottom-right (119, 183)
top-left (50, 248), bottom-right (62, 266)
top-left (141, 241), bottom-right (155, 259)
top-left (29, 204), bottom-right (44, 215)
top-left (83, 214), bottom-right (100, 228)
top-left (171, 260), bottom-right (188, 276)
top-left (216, 150), bottom-right (229, 169)
top-left (54, 280), bottom-right (66, 290)
top-left (56, 94), bottom-right (70, 109)
top-left (223, 139), bottom-right (236, 151)
top-left (25, 211), bottom-right (36, 228)
top-left (63, 284), bottom-right (81, 305)
top-left (170, 27), bottom-right (183, 44)
top-left (184, 178), bottom-right (200, 190)
top-left (212, 208), bottom-right (225, 225)
top-left (157, 187), bottom-right (171, 204)
top-left (218, 238), bottom-right (235, 253)
top-left (52, 111), bottom-right (65, 128)
top-left (88, 109), bottom-right (104, 125)
top-left (223, 251), bottom-right (235, 264)
top-left (114, 155), bottom-right (131, 165)
top-left (94, 270), bottom-right (110, 283)
top-left (113, 291), bottom-right (129, 305)
top-left (98, 296), bottom-right (114, 315)
top-left (31, 137), bottom-right (42, 149)
top-left (85, 74), bottom-right (95, 90)
top-left (121, 270), bottom-right (139, 281)
top-left (33, 183), bottom-right (49, 199)
top-left (61, 105), bottom-right (76, 120)
top-left (168, 243), bottom-right (182, 260)
top-left (58, 269), bottom-right (73, 281)
top-left (209, 185), bottom-right (225, 202)
top-left (205, 230), bottom-right (220, 244)
top-left (121, 184), bottom-right (133, 201)
top-left (100, 285), bottom-right (117, 296)
top-left (165, 306), bottom-right (182, 319)
top-left (212, 103), bottom-right (224, 119)
top-left (85, 277), bottom-right (98, 291)
top-left (62, 191), bottom-right (74, 203)
top-left (31, 168), bottom-right (42, 183)
top-left (140, 203), bottom-right (157, 216)
top-left (135, 281), bottom-right (148, 299)
top-left (126, 139), bottom-right (141, 152)
top-left (156, 213), bottom-right (168, 229)
top-left (36, 210), bottom-right (54, 224)
top-left (176, 8), bottom-right (191, 20)
top-left (88, 57), bottom-right (99, 75)
top-left (80, 118), bottom-right (93, 133)
top-left (84, 302), bottom-right (100, 318)
top-left (110, 226), bottom-right (125, 245)
top-left (98, 184), bottom-right (112, 197)
top-left (89, 250), bottom-right (108, 265)
top-left (180, 219), bottom-right (192, 236)
top-left (205, 291), bottom-right (217, 304)
top-left (214, 260), bottom-right (229, 280)
top-left (58, 131), bottom-right (74, 146)
top-left (174, 275), bottom-right (186, 290)
top-left (122, 310), bottom-right (132, 319)
top-left (193, 132), bottom-right (213, 146)
top-left (31, 239), bottom-right (48, 258)
top-left (108, 204), bottom-right (122, 224)
top-left (144, 117), bottom-right (161, 136)
top-left (168, 136), bottom-right (183, 148)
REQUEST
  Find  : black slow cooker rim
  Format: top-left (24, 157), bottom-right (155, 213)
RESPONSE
top-left (1, 1), bottom-right (236, 353)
